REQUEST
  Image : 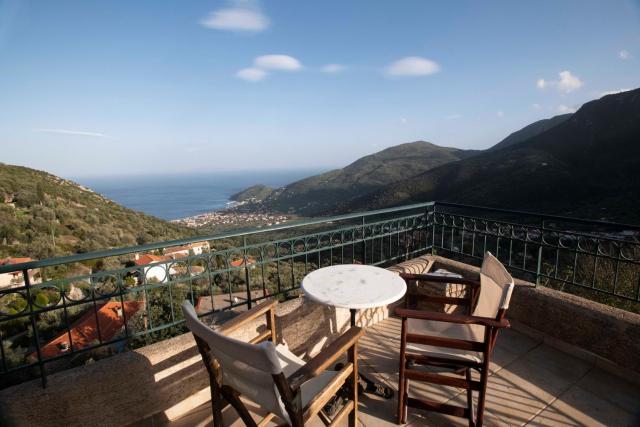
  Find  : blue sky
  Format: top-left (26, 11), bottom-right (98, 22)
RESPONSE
top-left (0, 0), bottom-right (639, 177)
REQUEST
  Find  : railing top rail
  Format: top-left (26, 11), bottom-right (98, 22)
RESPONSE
top-left (0, 201), bottom-right (435, 274)
top-left (435, 201), bottom-right (640, 231)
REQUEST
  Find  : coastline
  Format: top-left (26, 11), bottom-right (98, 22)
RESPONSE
top-left (171, 200), bottom-right (293, 231)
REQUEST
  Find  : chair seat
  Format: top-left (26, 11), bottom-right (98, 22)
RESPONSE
top-left (406, 318), bottom-right (483, 363)
top-left (275, 344), bottom-right (340, 409)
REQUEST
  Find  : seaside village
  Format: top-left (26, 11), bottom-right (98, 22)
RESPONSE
top-left (0, 240), bottom-right (258, 363)
top-left (171, 209), bottom-right (290, 229)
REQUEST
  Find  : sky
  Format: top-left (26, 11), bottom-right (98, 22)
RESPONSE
top-left (0, 0), bottom-right (639, 178)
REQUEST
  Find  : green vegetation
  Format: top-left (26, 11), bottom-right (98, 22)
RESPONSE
top-left (0, 164), bottom-right (197, 261)
top-left (229, 184), bottom-right (274, 202)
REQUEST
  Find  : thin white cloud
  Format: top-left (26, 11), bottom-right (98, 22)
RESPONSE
top-left (321, 64), bottom-right (346, 74)
top-left (532, 103), bottom-right (542, 110)
top-left (400, 118), bottom-right (408, 124)
top-left (619, 50), bottom-right (630, 60)
top-left (386, 56), bottom-right (440, 77)
top-left (36, 128), bottom-right (110, 138)
top-left (557, 71), bottom-right (583, 93)
top-left (444, 114), bottom-right (462, 120)
top-left (599, 88), bottom-right (631, 97)
top-left (536, 70), bottom-right (583, 93)
top-left (496, 111), bottom-right (504, 118)
top-left (557, 105), bottom-right (576, 114)
top-left (200, 0), bottom-right (269, 32)
top-left (254, 54), bottom-right (302, 71)
top-left (236, 67), bottom-right (267, 82)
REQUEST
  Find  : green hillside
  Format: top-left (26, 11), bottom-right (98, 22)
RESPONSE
top-left (0, 164), bottom-right (196, 260)
top-left (230, 184), bottom-right (274, 202)
top-left (258, 141), bottom-right (478, 215)
top-left (342, 89), bottom-right (640, 223)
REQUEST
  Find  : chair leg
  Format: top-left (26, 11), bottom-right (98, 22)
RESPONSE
top-left (465, 369), bottom-right (475, 427)
top-left (397, 365), bottom-right (405, 424)
top-left (348, 343), bottom-right (359, 427)
top-left (476, 366), bottom-right (489, 427)
top-left (221, 385), bottom-right (258, 427)
top-left (211, 381), bottom-right (225, 427)
top-left (397, 318), bottom-right (408, 425)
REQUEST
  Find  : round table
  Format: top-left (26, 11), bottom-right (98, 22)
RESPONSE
top-left (302, 264), bottom-right (407, 399)
top-left (302, 264), bottom-right (407, 326)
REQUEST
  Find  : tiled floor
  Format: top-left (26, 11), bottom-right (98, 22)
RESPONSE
top-left (148, 317), bottom-right (640, 426)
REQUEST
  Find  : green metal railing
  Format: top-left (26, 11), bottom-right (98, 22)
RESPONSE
top-left (0, 202), bottom-right (434, 388)
top-left (0, 201), bottom-right (638, 389)
top-left (432, 202), bottom-right (640, 309)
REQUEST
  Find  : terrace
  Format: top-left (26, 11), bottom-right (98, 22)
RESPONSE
top-left (0, 201), bottom-right (639, 426)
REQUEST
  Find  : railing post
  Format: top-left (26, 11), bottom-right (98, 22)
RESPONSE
top-left (431, 202), bottom-right (437, 255)
top-left (362, 216), bottom-right (366, 265)
top-left (536, 217), bottom-right (544, 287)
top-left (535, 246), bottom-right (543, 287)
top-left (23, 269), bottom-right (47, 387)
top-left (243, 236), bottom-right (251, 309)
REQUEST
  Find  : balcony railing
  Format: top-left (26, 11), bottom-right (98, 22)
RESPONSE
top-left (0, 201), bottom-right (638, 389)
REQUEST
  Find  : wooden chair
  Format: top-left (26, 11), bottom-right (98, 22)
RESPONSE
top-left (395, 252), bottom-right (514, 427)
top-left (182, 299), bottom-right (364, 426)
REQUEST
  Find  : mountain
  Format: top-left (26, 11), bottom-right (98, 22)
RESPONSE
top-left (489, 113), bottom-right (572, 152)
top-left (254, 141), bottom-right (478, 215)
top-left (0, 164), bottom-right (196, 260)
top-left (230, 184), bottom-right (274, 202)
top-left (341, 88), bottom-right (640, 222)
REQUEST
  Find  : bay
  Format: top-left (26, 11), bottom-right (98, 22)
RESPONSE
top-left (74, 170), bottom-right (321, 220)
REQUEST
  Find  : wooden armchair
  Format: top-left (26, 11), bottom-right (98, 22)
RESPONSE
top-left (182, 299), bottom-right (364, 426)
top-left (395, 252), bottom-right (514, 427)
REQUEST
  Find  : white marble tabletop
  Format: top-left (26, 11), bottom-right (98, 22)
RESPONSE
top-left (301, 264), bottom-right (407, 310)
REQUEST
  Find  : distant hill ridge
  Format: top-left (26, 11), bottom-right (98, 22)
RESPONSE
top-left (231, 88), bottom-right (639, 223)
top-left (489, 113), bottom-right (572, 152)
top-left (0, 164), bottom-right (195, 260)
top-left (236, 141), bottom-right (478, 215)
top-left (342, 88), bottom-right (640, 222)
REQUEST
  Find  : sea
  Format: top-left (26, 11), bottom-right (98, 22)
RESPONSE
top-left (74, 170), bottom-right (322, 220)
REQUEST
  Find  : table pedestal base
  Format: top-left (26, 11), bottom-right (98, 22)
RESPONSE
top-left (349, 308), bottom-right (394, 399)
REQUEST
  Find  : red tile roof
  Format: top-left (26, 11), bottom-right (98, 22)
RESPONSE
top-left (36, 301), bottom-right (144, 359)
top-left (230, 256), bottom-right (256, 267)
top-left (0, 257), bottom-right (35, 266)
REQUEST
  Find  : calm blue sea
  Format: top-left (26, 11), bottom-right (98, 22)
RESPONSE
top-left (75, 170), bottom-right (321, 220)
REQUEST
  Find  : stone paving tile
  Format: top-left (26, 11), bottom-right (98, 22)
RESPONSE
top-left (574, 367), bottom-right (640, 414)
top-left (479, 356), bottom-right (587, 425)
top-left (166, 317), bottom-right (640, 427)
top-left (519, 344), bottom-right (592, 383)
top-left (532, 384), bottom-right (640, 427)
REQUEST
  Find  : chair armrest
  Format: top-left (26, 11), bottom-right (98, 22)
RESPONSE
top-left (288, 327), bottom-right (364, 392)
top-left (400, 273), bottom-right (480, 288)
top-left (395, 307), bottom-right (510, 329)
top-left (217, 299), bottom-right (278, 336)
